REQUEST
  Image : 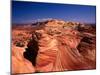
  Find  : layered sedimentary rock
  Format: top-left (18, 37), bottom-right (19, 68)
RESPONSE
top-left (12, 46), bottom-right (35, 74)
top-left (12, 19), bottom-right (96, 74)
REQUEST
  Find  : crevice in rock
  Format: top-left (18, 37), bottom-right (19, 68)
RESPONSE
top-left (23, 33), bottom-right (39, 66)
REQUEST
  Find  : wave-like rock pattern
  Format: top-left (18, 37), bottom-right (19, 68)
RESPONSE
top-left (12, 19), bottom-right (96, 74)
top-left (34, 29), bottom-right (95, 72)
top-left (12, 46), bottom-right (35, 74)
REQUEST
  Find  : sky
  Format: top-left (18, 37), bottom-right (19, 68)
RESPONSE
top-left (12, 1), bottom-right (96, 24)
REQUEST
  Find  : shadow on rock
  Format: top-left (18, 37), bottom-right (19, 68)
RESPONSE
top-left (23, 33), bottom-right (39, 66)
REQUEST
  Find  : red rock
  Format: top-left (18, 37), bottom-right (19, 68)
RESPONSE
top-left (12, 19), bottom-right (96, 73)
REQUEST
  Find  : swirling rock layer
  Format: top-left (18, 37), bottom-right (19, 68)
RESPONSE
top-left (12, 19), bottom-right (96, 74)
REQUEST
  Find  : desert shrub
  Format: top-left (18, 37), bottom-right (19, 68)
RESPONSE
top-left (16, 41), bottom-right (25, 47)
top-left (17, 33), bottom-right (23, 36)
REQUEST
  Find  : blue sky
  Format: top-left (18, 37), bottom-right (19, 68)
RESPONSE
top-left (12, 1), bottom-right (96, 24)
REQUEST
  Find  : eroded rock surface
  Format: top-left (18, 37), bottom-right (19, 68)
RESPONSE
top-left (12, 19), bottom-right (96, 73)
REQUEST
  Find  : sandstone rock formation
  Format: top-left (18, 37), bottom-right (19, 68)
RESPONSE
top-left (12, 46), bottom-right (35, 74)
top-left (12, 19), bottom-right (96, 74)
